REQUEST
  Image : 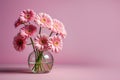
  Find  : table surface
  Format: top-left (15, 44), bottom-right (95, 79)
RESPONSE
top-left (0, 64), bottom-right (120, 80)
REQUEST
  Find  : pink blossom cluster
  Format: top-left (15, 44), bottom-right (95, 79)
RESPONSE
top-left (13, 9), bottom-right (67, 53)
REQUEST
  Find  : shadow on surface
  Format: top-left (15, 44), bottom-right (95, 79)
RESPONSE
top-left (0, 67), bottom-right (32, 74)
top-left (0, 67), bottom-right (50, 74)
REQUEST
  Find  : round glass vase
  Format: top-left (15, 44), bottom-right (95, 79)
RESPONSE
top-left (28, 51), bottom-right (54, 73)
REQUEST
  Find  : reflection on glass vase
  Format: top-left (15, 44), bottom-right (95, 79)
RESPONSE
top-left (28, 51), bottom-right (54, 73)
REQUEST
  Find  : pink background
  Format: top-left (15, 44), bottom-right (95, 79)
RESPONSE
top-left (0, 0), bottom-right (120, 67)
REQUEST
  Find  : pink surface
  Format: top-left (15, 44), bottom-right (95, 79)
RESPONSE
top-left (0, 65), bottom-right (120, 80)
top-left (0, 0), bottom-right (120, 67)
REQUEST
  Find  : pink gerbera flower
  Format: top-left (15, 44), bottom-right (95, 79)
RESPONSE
top-left (48, 36), bottom-right (63, 53)
top-left (13, 33), bottom-right (26, 51)
top-left (34, 13), bottom-right (53, 29)
top-left (20, 25), bottom-right (37, 38)
top-left (52, 19), bottom-right (67, 38)
top-left (20, 9), bottom-right (36, 22)
top-left (34, 34), bottom-right (49, 51)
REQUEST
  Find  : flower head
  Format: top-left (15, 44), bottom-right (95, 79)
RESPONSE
top-left (20, 25), bottom-right (37, 38)
top-left (48, 35), bottom-right (63, 53)
top-left (13, 33), bottom-right (26, 51)
top-left (34, 34), bottom-right (49, 51)
top-left (52, 19), bottom-right (67, 38)
top-left (20, 9), bottom-right (36, 22)
top-left (14, 9), bottom-right (67, 54)
top-left (34, 13), bottom-right (53, 29)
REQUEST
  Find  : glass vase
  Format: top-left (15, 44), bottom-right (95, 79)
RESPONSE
top-left (28, 51), bottom-right (54, 73)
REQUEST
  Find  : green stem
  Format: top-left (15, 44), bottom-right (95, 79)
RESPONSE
top-left (39, 26), bottom-right (42, 34)
top-left (37, 51), bottom-right (43, 72)
top-left (49, 31), bottom-right (53, 37)
top-left (56, 33), bottom-right (58, 35)
top-left (30, 37), bottom-right (36, 53)
top-left (30, 37), bottom-right (38, 65)
top-left (33, 51), bottom-right (43, 72)
top-left (29, 37), bottom-right (38, 72)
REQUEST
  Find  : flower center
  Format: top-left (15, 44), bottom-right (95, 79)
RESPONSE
top-left (42, 40), bottom-right (46, 44)
top-left (25, 29), bottom-right (32, 34)
top-left (54, 24), bottom-right (59, 30)
top-left (41, 18), bottom-right (47, 23)
top-left (39, 39), bottom-right (47, 45)
top-left (25, 14), bottom-right (30, 19)
top-left (17, 39), bottom-right (23, 46)
top-left (54, 41), bottom-right (59, 46)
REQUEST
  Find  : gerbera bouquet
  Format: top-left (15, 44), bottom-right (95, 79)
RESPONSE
top-left (13, 9), bottom-right (67, 73)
